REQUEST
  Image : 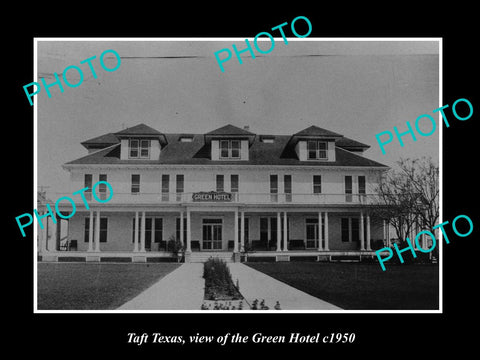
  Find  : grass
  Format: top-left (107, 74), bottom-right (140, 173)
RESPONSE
top-left (246, 262), bottom-right (439, 310)
top-left (37, 262), bottom-right (180, 310)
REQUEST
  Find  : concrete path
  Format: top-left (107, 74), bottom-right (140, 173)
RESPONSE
top-left (118, 263), bottom-right (204, 310)
top-left (117, 262), bottom-right (340, 310)
top-left (229, 263), bottom-right (341, 310)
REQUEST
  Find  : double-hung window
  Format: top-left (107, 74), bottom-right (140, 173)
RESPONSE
top-left (176, 174), bottom-right (184, 201)
top-left (307, 140), bottom-right (328, 160)
top-left (98, 174), bottom-right (107, 200)
top-left (131, 174), bottom-right (140, 194)
top-left (345, 176), bottom-right (353, 202)
top-left (129, 139), bottom-right (150, 159)
top-left (84, 174), bottom-right (93, 200)
top-left (220, 140), bottom-right (240, 159)
top-left (358, 175), bottom-right (366, 202)
top-left (162, 174), bottom-right (170, 201)
top-left (270, 175), bottom-right (278, 202)
top-left (313, 175), bottom-right (322, 194)
top-left (284, 175), bottom-right (292, 202)
top-left (216, 175), bottom-right (224, 192)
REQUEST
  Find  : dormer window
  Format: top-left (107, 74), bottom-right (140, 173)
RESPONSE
top-left (129, 139), bottom-right (150, 159)
top-left (307, 140), bottom-right (328, 160)
top-left (220, 140), bottom-right (240, 159)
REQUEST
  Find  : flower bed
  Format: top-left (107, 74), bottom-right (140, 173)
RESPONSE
top-left (203, 258), bottom-right (243, 301)
top-left (201, 258), bottom-right (282, 310)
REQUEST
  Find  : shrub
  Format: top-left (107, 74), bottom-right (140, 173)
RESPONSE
top-left (203, 258), bottom-right (242, 300)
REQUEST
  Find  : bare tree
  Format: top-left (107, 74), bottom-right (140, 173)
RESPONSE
top-left (397, 157), bottom-right (439, 231)
top-left (371, 157), bottom-right (439, 245)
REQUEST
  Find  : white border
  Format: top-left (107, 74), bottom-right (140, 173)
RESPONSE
top-left (33, 37), bottom-right (442, 314)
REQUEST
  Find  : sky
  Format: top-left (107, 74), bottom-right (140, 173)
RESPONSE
top-left (36, 39), bottom-right (440, 196)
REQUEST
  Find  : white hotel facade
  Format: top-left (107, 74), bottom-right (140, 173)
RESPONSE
top-left (40, 123), bottom-right (392, 263)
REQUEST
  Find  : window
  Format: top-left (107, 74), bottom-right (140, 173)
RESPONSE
top-left (307, 140), bottom-right (328, 160)
top-left (140, 140), bottom-right (150, 158)
top-left (341, 218), bottom-right (350, 242)
top-left (231, 140), bottom-right (240, 158)
top-left (351, 218), bottom-right (360, 242)
top-left (345, 176), bottom-right (353, 202)
top-left (216, 175), bottom-right (224, 192)
top-left (358, 176), bottom-right (366, 194)
top-left (131, 174), bottom-right (140, 194)
top-left (179, 136), bottom-right (193, 142)
top-left (132, 217), bottom-right (163, 244)
top-left (84, 217), bottom-right (108, 242)
top-left (231, 174), bottom-right (239, 193)
top-left (270, 175), bottom-right (278, 202)
top-left (313, 175), bottom-right (322, 194)
top-left (341, 217), bottom-right (360, 242)
top-left (176, 174), bottom-right (184, 201)
top-left (220, 140), bottom-right (229, 158)
top-left (129, 139), bottom-right (139, 158)
top-left (162, 174), bottom-right (169, 201)
top-left (154, 218), bottom-right (163, 243)
top-left (260, 136), bottom-right (275, 143)
top-left (219, 140), bottom-right (241, 159)
top-left (84, 174), bottom-right (92, 200)
top-left (284, 175), bottom-right (292, 202)
top-left (129, 139), bottom-right (150, 158)
top-left (99, 174), bottom-right (107, 200)
top-left (260, 218), bottom-right (269, 245)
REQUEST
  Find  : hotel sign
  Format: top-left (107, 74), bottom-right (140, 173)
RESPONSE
top-left (192, 191), bottom-right (232, 202)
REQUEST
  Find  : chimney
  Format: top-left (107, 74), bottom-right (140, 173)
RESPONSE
top-left (243, 125), bottom-right (250, 131)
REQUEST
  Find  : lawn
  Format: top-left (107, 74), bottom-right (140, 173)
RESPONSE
top-left (37, 262), bottom-right (180, 310)
top-left (246, 262), bottom-right (439, 310)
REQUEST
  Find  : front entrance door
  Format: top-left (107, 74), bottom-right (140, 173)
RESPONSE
top-left (202, 219), bottom-right (223, 250)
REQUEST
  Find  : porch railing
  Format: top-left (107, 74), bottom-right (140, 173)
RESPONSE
top-left (53, 191), bottom-right (381, 206)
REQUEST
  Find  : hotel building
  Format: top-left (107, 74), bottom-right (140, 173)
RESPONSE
top-left (40, 123), bottom-right (392, 262)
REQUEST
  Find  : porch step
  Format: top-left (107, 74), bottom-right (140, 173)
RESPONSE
top-left (189, 252), bottom-right (234, 263)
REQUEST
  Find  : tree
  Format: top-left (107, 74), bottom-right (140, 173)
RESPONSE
top-left (371, 157), bottom-right (439, 245)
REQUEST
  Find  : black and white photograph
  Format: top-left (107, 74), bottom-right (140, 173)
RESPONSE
top-left (34, 39), bottom-right (440, 312)
top-left (8, 7), bottom-right (478, 357)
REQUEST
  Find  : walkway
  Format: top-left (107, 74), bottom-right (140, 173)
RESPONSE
top-left (118, 263), bottom-right (204, 310)
top-left (117, 262), bottom-right (341, 310)
top-left (229, 263), bottom-right (341, 310)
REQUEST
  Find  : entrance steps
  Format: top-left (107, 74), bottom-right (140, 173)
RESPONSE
top-left (189, 251), bottom-right (234, 263)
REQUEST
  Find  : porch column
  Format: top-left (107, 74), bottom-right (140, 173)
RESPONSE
top-left (39, 220), bottom-right (47, 253)
top-left (276, 212), bottom-right (281, 251)
top-left (359, 212), bottom-right (365, 251)
top-left (366, 214), bottom-right (371, 250)
top-left (88, 210), bottom-right (94, 252)
top-left (140, 211), bottom-right (146, 252)
top-left (186, 208), bottom-right (191, 252)
top-left (317, 212), bottom-right (323, 251)
top-left (180, 210), bottom-right (184, 247)
top-left (56, 215), bottom-right (61, 251)
top-left (386, 220), bottom-right (391, 247)
top-left (324, 212), bottom-right (329, 250)
top-left (133, 211), bottom-right (139, 252)
top-left (233, 208), bottom-right (239, 252)
top-left (94, 210), bottom-right (100, 252)
top-left (240, 210), bottom-right (245, 252)
top-left (283, 211), bottom-right (288, 251)
top-left (382, 219), bottom-right (386, 247)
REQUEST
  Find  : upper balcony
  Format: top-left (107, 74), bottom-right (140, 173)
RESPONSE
top-left (53, 191), bottom-right (382, 207)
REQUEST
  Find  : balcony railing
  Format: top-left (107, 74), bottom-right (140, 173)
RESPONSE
top-left (54, 191), bottom-right (381, 206)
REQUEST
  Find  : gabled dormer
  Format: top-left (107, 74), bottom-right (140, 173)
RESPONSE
top-left (204, 124), bottom-right (255, 161)
top-left (115, 124), bottom-right (168, 161)
top-left (290, 125), bottom-right (343, 162)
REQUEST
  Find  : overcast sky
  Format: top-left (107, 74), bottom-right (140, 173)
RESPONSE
top-left (36, 39), bottom-right (440, 196)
